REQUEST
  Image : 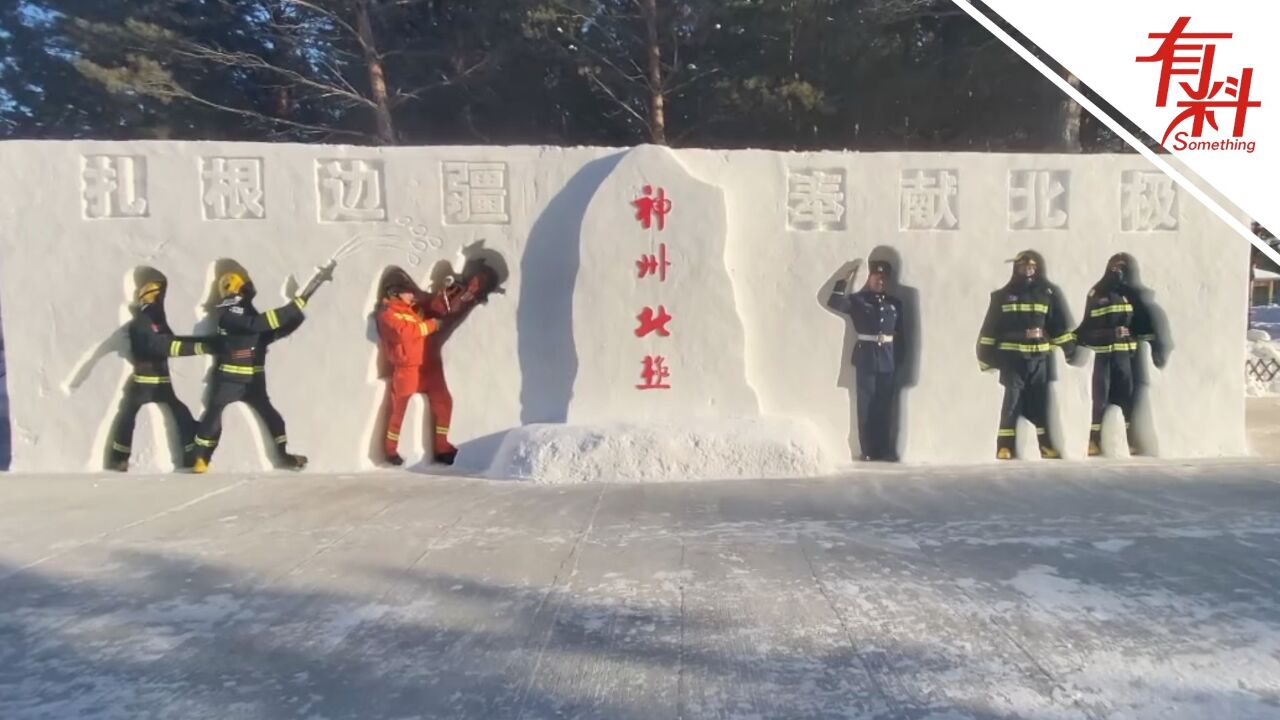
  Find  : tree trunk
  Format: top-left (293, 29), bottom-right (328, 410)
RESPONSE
top-left (1057, 72), bottom-right (1083, 153)
top-left (354, 0), bottom-right (396, 144)
top-left (265, 2), bottom-right (294, 121)
top-left (641, 0), bottom-right (666, 145)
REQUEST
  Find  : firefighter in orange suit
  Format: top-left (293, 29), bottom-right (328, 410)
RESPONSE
top-left (376, 279), bottom-right (442, 465)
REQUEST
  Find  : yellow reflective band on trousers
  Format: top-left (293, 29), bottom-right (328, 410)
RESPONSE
top-left (132, 375), bottom-right (171, 384)
top-left (112, 442), bottom-right (131, 453)
top-left (1001, 303), bottom-right (1049, 313)
top-left (1087, 342), bottom-right (1139, 353)
top-left (266, 309), bottom-right (281, 330)
top-left (194, 342), bottom-right (204, 355)
top-left (1090, 424), bottom-right (1102, 431)
top-left (218, 364), bottom-right (256, 376)
top-left (435, 426), bottom-right (449, 434)
top-left (997, 342), bottom-right (1051, 353)
top-left (169, 340), bottom-right (182, 357)
top-left (386, 431), bottom-right (399, 440)
top-left (997, 429), bottom-right (1017, 437)
top-left (274, 435), bottom-right (287, 444)
top-left (194, 436), bottom-right (217, 448)
top-left (1090, 303), bottom-right (1133, 318)
top-left (1050, 332), bottom-right (1076, 345)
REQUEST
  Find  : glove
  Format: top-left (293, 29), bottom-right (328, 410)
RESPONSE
top-left (300, 259), bottom-right (337, 301)
top-left (1063, 346), bottom-right (1079, 364)
top-left (1151, 342), bottom-right (1167, 368)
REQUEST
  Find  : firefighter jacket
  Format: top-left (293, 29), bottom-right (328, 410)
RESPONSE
top-left (212, 295), bottom-right (306, 383)
top-left (977, 281), bottom-right (1077, 370)
top-left (1075, 283), bottom-right (1158, 354)
top-left (827, 280), bottom-right (904, 374)
top-left (376, 298), bottom-right (440, 369)
top-left (128, 302), bottom-right (209, 382)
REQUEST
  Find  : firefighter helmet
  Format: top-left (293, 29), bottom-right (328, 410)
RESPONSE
top-left (136, 280), bottom-right (164, 304)
top-left (218, 271), bottom-right (248, 299)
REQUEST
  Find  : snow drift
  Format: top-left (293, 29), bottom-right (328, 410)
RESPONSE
top-left (485, 417), bottom-right (831, 484)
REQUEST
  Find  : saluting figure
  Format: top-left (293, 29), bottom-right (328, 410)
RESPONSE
top-left (1076, 253), bottom-right (1165, 456)
top-left (977, 250), bottom-right (1078, 460)
top-left (826, 259), bottom-right (905, 462)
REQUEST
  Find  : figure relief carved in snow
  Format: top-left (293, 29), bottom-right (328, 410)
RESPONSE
top-left (1009, 170), bottom-right (1070, 230)
top-left (442, 161), bottom-right (510, 225)
top-left (899, 169), bottom-right (959, 230)
top-left (201, 157), bottom-right (265, 220)
top-left (81, 155), bottom-right (148, 219)
top-left (317, 159), bottom-right (386, 222)
top-left (1120, 171), bottom-right (1179, 231)
top-left (787, 168), bottom-right (847, 231)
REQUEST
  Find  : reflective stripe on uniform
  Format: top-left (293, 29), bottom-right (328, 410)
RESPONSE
top-left (293, 297), bottom-right (306, 309)
top-left (435, 426), bottom-right (449, 434)
top-left (1035, 427), bottom-right (1047, 435)
top-left (386, 431), bottom-right (400, 440)
top-left (996, 342), bottom-right (1051, 352)
top-left (266, 309), bottom-right (281, 329)
top-left (169, 340), bottom-right (182, 357)
top-left (112, 442), bottom-right (131, 453)
top-left (1090, 424), bottom-right (1102, 431)
top-left (997, 429), bottom-right (1016, 437)
top-left (1087, 341), bottom-right (1139, 353)
top-left (1089, 303), bottom-right (1133, 318)
top-left (132, 374), bottom-right (171, 384)
top-left (978, 337), bottom-right (996, 346)
top-left (194, 436), bottom-right (217, 448)
top-left (1136, 333), bottom-right (1155, 341)
top-left (978, 361), bottom-right (992, 371)
top-left (1050, 332), bottom-right (1076, 345)
top-left (1001, 303), bottom-right (1049, 313)
top-left (194, 342), bottom-right (204, 355)
top-left (218, 364), bottom-right (256, 375)
top-left (418, 322), bottom-right (430, 335)
top-left (273, 435), bottom-right (287, 445)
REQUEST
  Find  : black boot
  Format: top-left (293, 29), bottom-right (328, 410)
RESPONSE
top-left (280, 453), bottom-right (308, 471)
top-left (384, 452), bottom-right (404, 467)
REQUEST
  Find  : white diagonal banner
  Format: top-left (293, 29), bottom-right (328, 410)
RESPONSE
top-left (957, 0), bottom-right (1280, 267)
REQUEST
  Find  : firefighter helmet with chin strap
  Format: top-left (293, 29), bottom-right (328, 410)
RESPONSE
top-left (218, 271), bottom-right (247, 299)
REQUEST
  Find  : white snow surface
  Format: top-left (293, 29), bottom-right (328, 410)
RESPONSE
top-left (1246, 338), bottom-right (1280, 397)
top-left (486, 416), bottom-right (831, 483)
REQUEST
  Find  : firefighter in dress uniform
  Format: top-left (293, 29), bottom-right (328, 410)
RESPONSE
top-left (190, 269), bottom-right (328, 473)
top-left (826, 259), bottom-right (905, 462)
top-left (107, 278), bottom-right (213, 471)
top-left (1075, 253), bottom-right (1165, 456)
top-left (376, 271), bottom-right (442, 466)
top-left (977, 250), bottom-right (1078, 460)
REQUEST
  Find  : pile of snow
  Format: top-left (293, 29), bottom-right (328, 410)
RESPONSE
top-left (1247, 336), bottom-right (1280, 397)
top-left (485, 417), bottom-right (833, 484)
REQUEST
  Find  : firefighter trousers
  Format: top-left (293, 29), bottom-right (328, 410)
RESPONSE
top-left (108, 377), bottom-right (198, 466)
top-left (997, 354), bottom-right (1053, 453)
top-left (855, 367), bottom-right (898, 460)
top-left (1090, 351), bottom-right (1137, 444)
top-left (193, 375), bottom-right (291, 462)
top-left (383, 362), bottom-right (453, 456)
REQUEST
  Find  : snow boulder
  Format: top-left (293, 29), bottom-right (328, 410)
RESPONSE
top-left (485, 417), bottom-right (832, 484)
top-left (1247, 329), bottom-right (1272, 342)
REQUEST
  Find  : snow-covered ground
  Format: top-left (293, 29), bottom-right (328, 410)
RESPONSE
top-left (4, 464), bottom-right (1280, 719)
top-left (1249, 304), bottom-right (1280, 340)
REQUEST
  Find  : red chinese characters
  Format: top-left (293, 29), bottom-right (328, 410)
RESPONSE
top-left (1137, 16), bottom-right (1261, 145)
top-left (632, 185), bottom-right (672, 231)
top-left (634, 305), bottom-right (672, 338)
top-left (636, 243), bottom-right (671, 281)
top-left (636, 355), bottom-right (672, 390)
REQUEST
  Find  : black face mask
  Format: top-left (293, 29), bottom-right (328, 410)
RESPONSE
top-left (240, 282), bottom-right (257, 302)
top-left (1105, 268), bottom-right (1127, 286)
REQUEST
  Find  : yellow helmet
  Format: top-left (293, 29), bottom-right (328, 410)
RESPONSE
top-left (136, 280), bottom-right (164, 304)
top-left (218, 271), bottom-right (247, 299)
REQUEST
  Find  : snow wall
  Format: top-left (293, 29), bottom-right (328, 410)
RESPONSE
top-left (0, 141), bottom-right (1249, 474)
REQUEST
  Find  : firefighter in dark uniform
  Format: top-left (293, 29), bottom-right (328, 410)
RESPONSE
top-left (977, 250), bottom-right (1078, 460)
top-left (827, 259), bottom-right (905, 461)
top-left (1076, 253), bottom-right (1165, 456)
top-left (107, 278), bottom-right (212, 472)
top-left (191, 269), bottom-right (326, 473)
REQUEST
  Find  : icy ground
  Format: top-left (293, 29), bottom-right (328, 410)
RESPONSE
top-left (5, 463), bottom-right (1280, 719)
